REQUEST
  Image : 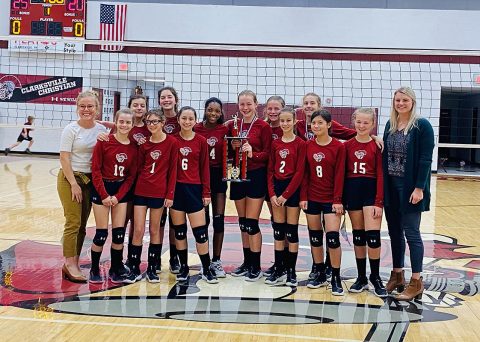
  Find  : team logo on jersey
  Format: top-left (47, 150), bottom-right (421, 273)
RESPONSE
top-left (150, 150), bottom-right (161, 160)
top-left (164, 124), bottom-right (175, 134)
top-left (133, 133), bottom-right (145, 142)
top-left (313, 152), bottom-right (325, 162)
top-left (305, 132), bottom-right (315, 140)
top-left (279, 149), bottom-right (289, 159)
top-left (180, 147), bottom-right (192, 156)
top-left (272, 134), bottom-right (279, 140)
top-left (207, 137), bottom-right (218, 147)
top-left (354, 150), bottom-right (367, 160)
top-left (116, 153), bottom-right (128, 163)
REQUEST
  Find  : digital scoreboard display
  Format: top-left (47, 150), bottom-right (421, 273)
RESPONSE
top-left (10, 0), bottom-right (86, 38)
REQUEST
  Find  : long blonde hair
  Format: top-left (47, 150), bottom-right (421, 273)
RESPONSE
top-left (389, 87), bottom-right (418, 135)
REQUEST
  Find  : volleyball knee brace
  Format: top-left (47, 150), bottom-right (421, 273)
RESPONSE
top-left (192, 225), bottom-right (209, 243)
top-left (111, 227), bottom-right (126, 245)
top-left (352, 229), bottom-right (366, 247)
top-left (366, 230), bottom-right (381, 249)
top-left (174, 223), bottom-right (188, 241)
top-left (308, 228), bottom-right (323, 247)
top-left (212, 214), bottom-right (225, 233)
top-left (93, 229), bottom-right (108, 247)
top-left (326, 231), bottom-right (340, 249)
top-left (245, 218), bottom-right (260, 235)
top-left (285, 224), bottom-right (299, 243)
top-left (273, 222), bottom-right (285, 241)
top-left (238, 217), bottom-right (247, 233)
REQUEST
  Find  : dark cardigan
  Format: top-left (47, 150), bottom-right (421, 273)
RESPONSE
top-left (382, 118), bottom-right (435, 213)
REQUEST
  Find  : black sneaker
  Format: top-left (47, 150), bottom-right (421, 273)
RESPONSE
top-left (264, 264), bottom-right (276, 277)
top-left (123, 269), bottom-right (142, 284)
top-left (156, 260), bottom-right (162, 274)
top-left (169, 257), bottom-right (181, 274)
top-left (331, 275), bottom-right (344, 296)
top-left (89, 270), bottom-right (103, 284)
top-left (201, 266), bottom-right (219, 284)
top-left (176, 265), bottom-right (190, 281)
top-left (264, 269), bottom-right (286, 285)
top-left (325, 264), bottom-right (332, 280)
top-left (307, 270), bottom-right (328, 289)
top-left (146, 269), bottom-right (160, 283)
top-left (286, 269), bottom-right (298, 287)
top-left (369, 275), bottom-right (388, 298)
top-left (231, 263), bottom-right (249, 277)
top-left (349, 277), bottom-right (369, 293)
top-left (108, 269), bottom-right (125, 284)
top-left (245, 267), bottom-right (263, 282)
top-left (308, 264), bottom-right (318, 280)
top-left (4, 148), bottom-right (10, 156)
top-left (117, 263), bottom-right (130, 277)
top-left (25, 148), bottom-right (32, 154)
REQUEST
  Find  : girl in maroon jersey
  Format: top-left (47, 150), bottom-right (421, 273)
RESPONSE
top-left (228, 90), bottom-right (273, 282)
top-left (344, 108), bottom-right (386, 297)
top-left (266, 107), bottom-right (306, 287)
top-left (300, 109), bottom-right (346, 296)
top-left (158, 86), bottom-right (181, 274)
top-left (90, 109), bottom-right (138, 284)
top-left (171, 106), bottom-right (218, 284)
top-left (123, 110), bottom-right (178, 284)
top-left (193, 97), bottom-right (229, 278)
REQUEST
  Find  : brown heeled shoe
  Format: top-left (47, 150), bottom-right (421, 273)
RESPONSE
top-left (62, 264), bottom-right (87, 283)
top-left (396, 276), bottom-right (424, 301)
top-left (386, 270), bottom-right (405, 294)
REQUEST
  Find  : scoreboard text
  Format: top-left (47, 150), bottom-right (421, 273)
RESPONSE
top-left (10, 0), bottom-right (86, 38)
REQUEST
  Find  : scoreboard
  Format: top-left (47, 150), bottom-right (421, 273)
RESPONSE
top-left (10, 0), bottom-right (86, 38)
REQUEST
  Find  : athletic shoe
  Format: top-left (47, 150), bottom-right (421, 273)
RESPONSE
top-left (146, 269), bottom-right (160, 283)
top-left (307, 270), bottom-right (328, 289)
top-left (331, 275), bottom-right (345, 296)
top-left (156, 260), bottom-right (162, 275)
top-left (286, 269), bottom-right (298, 287)
top-left (201, 266), bottom-right (219, 284)
top-left (4, 148), bottom-right (10, 156)
top-left (123, 269), bottom-right (142, 284)
top-left (231, 263), bottom-right (249, 277)
top-left (89, 270), bottom-right (103, 284)
top-left (325, 264), bottom-right (332, 280)
top-left (308, 264), bottom-right (318, 281)
top-left (349, 277), bottom-right (369, 293)
top-left (211, 260), bottom-right (226, 278)
top-left (108, 270), bottom-right (125, 284)
top-left (369, 275), bottom-right (388, 298)
top-left (25, 148), bottom-right (31, 154)
top-left (169, 256), bottom-right (181, 274)
top-left (245, 267), bottom-right (263, 282)
top-left (176, 265), bottom-right (190, 281)
top-left (264, 268), bottom-right (286, 285)
top-left (117, 263), bottom-right (130, 277)
top-left (263, 264), bottom-right (276, 277)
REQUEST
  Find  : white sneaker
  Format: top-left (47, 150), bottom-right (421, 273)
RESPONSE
top-left (211, 260), bottom-right (226, 278)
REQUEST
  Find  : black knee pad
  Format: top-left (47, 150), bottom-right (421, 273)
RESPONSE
top-left (366, 230), bottom-right (381, 249)
top-left (174, 223), bottom-right (188, 241)
top-left (245, 218), bottom-right (260, 235)
top-left (192, 225), bottom-right (209, 243)
top-left (213, 214), bottom-right (225, 233)
top-left (352, 229), bottom-right (366, 247)
top-left (326, 231), bottom-right (340, 249)
top-left (308, 228), bottom-right (323, 247)
top-left (285, 224), bottom-right (299, 243)
top-left (273, 222), bottom-right (285, 241)
top-left (160, 210), bottom-right (168, 227)
top-left (239, 217), bottom-right (247, 233)
top-left (111, 227), bottom-right (126, 245)
top-left (93, 229), bottom-right (108, 247)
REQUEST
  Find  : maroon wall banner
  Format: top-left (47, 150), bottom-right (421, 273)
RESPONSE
top-left (0, 74), bottom-right (82, 105)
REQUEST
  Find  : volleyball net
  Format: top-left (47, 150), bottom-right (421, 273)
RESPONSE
top-left (0, 37), bottom-right (479, 170)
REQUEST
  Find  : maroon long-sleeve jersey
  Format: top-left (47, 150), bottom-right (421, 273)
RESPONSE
top-left (128, 125), bottom-right (151, 145)
top-left (193, 122), bottom-right (229, 168)
top-left (163, 116), bottom-right (181, 135)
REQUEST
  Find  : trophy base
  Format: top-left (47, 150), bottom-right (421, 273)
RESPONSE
top-left (222, 178), bottom-right (251, 183)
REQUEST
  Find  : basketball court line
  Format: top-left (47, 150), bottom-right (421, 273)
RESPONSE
top-left (0, 183), bottom-right (55, 199)
top-left (0, 315), bottom-right (362, 342)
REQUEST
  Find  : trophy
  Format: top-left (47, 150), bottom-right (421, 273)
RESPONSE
top-left (222, 113), bottom-right (249, 182)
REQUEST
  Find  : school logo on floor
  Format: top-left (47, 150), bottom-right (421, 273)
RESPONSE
top-left (0, 217), bottom-right (479, 341)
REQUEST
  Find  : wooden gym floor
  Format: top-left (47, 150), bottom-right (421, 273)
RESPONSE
top-left (1, 155), bottom-right (480, 341)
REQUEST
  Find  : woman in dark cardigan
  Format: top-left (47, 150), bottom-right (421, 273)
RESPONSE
top-left (383, 87), bottom-right (434, 301)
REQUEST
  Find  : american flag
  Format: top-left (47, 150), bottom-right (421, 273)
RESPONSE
top-left (99, 4), bottom-right (127, 51)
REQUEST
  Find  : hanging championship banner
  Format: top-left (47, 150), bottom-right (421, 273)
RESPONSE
top-left (0, 74), bottom-right (83, 105)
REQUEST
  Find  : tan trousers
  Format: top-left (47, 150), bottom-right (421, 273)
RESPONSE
top-left (57, 169), bottom-right (92, 258)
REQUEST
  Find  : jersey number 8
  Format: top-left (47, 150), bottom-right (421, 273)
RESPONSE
top-left (316, 165), bottom-right (322, 177)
